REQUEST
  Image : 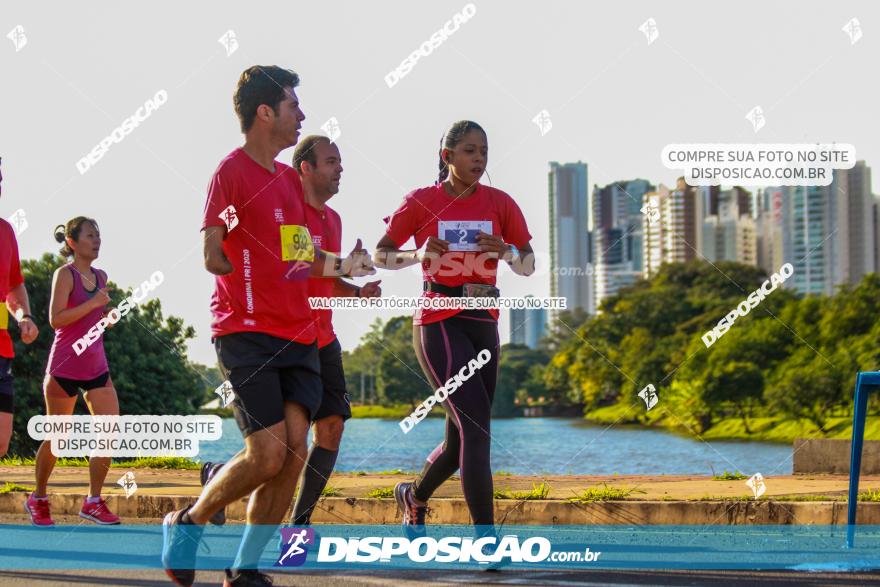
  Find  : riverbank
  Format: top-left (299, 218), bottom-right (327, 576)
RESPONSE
top-left (2, 465), bottom-right (880, 525)
top-left (585, 403), bottom-right (880, 444)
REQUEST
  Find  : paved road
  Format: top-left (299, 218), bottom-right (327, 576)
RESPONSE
top-left (0, 567), bottom-right (879, 586)
top-left (1, 515), bottom-right (879, 586)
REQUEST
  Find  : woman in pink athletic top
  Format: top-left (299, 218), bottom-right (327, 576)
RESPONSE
top-left (25, 217), bottom-right (121, 526)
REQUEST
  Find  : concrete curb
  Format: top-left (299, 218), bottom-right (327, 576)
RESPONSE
top-left (3, 492), bottom-right (878, 525)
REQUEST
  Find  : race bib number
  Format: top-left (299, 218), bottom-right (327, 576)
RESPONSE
top-left (439, 221), bottom-right (493, 252)
top-left (280, 225), bottom-right (315, 262)
top-left (0, 302), bottom-right (7, 330)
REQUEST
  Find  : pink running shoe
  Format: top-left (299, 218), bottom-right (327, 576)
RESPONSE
top-left (79, 497), bottom-right (121, 525)
top-left (25, 493), bottom-right (55, 526)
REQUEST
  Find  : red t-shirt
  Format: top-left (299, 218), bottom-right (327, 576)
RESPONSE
top-left (304, 201), bottom-right (342, 348)
top-left (0, 219), bottom-right (24, 358)
top-left (384, 182), bottom-right (532, 325)
top-left (201, 148), bottom-right (317, 344)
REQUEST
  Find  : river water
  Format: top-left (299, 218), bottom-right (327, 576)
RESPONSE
top-left (197, 418), bottom-right (792, 476)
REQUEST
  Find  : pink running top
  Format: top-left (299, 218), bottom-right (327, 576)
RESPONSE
top-left (46, 264), bottom-right (110, 380)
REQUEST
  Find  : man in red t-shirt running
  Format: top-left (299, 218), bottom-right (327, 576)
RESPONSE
top-left (200, 135), bottom-right (382, 529)
top-left (0, 157), bottom-right (40, 457)
top-left (290, 135), bottom-right (381, 524)
top-left (161, 67), bottom-right (374, 587)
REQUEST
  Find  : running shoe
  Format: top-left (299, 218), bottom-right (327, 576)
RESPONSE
top-left (478, 531), bottom-right (510, 572)
top-left (161, 506), bottom-right (204, 586)
top-left (199, 461), bottom-right (226, 525)
top-left (24, 493), bottom-right (54, 526)
top-left (223, 569), bottom-right (274, 586)
top-left (79, 497), bottom-right (121, 525)
top-left (393, 482), bottom-right (427, 539)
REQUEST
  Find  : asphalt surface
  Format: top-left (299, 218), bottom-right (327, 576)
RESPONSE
top-left (0, 567), bottom-right (879, 586)
top-left (1, 515), bottom-right (879, 586)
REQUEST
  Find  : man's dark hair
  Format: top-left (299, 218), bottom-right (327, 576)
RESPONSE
top-left (293, 135), bottom-right (331, 174)
top-left (233, 66), bottom-right (300, 133)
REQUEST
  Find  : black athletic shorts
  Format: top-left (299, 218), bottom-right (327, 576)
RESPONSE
top-left (0, 357), bottom-right (13, 414)
top-left (52, 372), bottom-right (111, 398)
top-left (214, 331), bottom-right (322, 438)
top-left (314, 338), bottom-right (352, 422)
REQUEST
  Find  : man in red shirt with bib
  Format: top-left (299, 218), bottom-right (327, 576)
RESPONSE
top-left (161, 67), bottom-right (374, 587)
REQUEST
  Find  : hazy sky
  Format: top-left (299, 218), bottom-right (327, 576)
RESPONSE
top-left (2, 0), bottom-right (877, 366)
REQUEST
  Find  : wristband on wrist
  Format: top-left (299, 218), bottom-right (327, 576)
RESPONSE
top-left (505, 244), bottom-right (520, 263)
top-left (333, 255), bottom-right (351, 277)
top-left (18, 313), bottom-right (35, 323)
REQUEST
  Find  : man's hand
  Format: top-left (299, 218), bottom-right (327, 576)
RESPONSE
top-left (359, 280), bottom-right (382, 298)
top-left (340, 239), bottom-right (376, 278)
top-left (19, 319), bottom-right (38, 344)
top-left (203, 226), bottom-right (233, 275)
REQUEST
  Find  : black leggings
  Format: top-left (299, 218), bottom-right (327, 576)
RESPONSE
top-left (411, 310), bottom-right (500, 526)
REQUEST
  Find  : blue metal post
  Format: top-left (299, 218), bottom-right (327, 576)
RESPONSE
top-left (846, 371), bottom-right (880, 548)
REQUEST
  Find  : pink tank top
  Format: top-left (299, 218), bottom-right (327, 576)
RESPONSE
top-left (46, 264), bottom-right (110, 380)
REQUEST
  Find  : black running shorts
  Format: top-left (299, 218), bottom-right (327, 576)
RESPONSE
top-left (214, 332), bottom-right (322, 438)
top-left (314, 338), bottom-right (352, 422)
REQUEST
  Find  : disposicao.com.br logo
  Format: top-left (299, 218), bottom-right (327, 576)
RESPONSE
top-left (277, 531), bottom-right (600, 566)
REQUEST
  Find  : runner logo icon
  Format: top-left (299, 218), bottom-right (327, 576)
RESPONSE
top-left (276, 527), bottom-right (315, 567)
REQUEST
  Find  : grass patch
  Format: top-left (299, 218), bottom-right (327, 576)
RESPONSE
top-left (365, 487), bottom-right (395, 499)
top-left (494, 482), bottom-right (551, 500)
top-left (494, 470), bottom-right (514, 476)
top-left (350, 404), bottom-right (411, 419)
top-left (773, 494), bottom-right (838, 501)
top-left (568, 483), bottom-right (645, 503)
top-left (859, 489), bottom-right (880, 502)
top-left (0, 456), bottom-right (200, 469)
top-left (585, 403), bottom-right (640, 426)
top-left (321, 486), bottom-right (342, 497)
top-left (0, 482), bottom-right (34, 494)
top-left (712, 470), bottom-right (747, 480)
top-left (696, 494), bottom-right (754, 501)
top-left (701, 416), bottom-right (880, 444)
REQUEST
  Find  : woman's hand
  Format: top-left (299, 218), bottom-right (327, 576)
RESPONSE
top-left (475, 231), bottom-right (508, 259)
top-left (89, 286), bottom-right (113, 310)
top-left (419, 236), bottom-right (450, 262)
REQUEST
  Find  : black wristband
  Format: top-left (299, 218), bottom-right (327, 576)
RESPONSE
top-left (18, 313), bottom-right (36, 323)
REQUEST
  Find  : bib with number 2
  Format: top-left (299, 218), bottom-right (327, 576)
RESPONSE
top-left (280, 225), bottom-right (315, 262)
top-left (438, 220), bottom-right (493, 252)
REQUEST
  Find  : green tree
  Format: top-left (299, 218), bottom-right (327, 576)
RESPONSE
top-left (7, 254), bottom-right (205, 456)
top-left (375, 316), bottom-right (432, 407)
top-left (493, 344), bottom-right (550, 417)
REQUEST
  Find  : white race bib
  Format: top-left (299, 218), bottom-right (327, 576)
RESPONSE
top-left (438, 221), bottom-right (493, 251)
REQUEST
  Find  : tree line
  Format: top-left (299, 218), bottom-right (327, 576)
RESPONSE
top-left (345, 261), bottom-right (880, 434)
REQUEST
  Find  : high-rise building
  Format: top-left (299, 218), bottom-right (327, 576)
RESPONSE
top-left (874, 195), bottom-right (880, 273)
top-left (592, 179), bottom-right (654, 306)
top-left (701, 187), bottom-right (757, 265)
top-left (832, 160), bottom-right (875, 285)
top-left (663, 178), bottom-right (701, 264)
top-left (509, 302), bottom-right (548, 350)
top-left (765, 162), bottom-right (875, 295)
top-left (549, 162), bottom-right (593, 313)
top-left (643, 178), bottom-right (703, 276)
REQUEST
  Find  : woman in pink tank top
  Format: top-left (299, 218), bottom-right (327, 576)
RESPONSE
top-left (25, 217), bottom-right (121, 526)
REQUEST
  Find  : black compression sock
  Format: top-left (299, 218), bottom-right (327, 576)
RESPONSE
top-left (291, 445), bottom-right (338, 525)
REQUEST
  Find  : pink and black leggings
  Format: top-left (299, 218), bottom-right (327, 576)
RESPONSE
top-left (411, 309), bottom-right (500, 526)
